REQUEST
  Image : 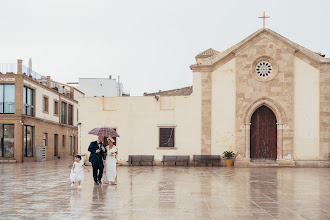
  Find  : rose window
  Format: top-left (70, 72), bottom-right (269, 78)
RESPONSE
top-left (256, 61), bottom-right (272, 78)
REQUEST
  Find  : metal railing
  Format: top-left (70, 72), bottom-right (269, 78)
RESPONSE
top-left (0, 63), bottom-right (45, 80)
top-left (22, 65), bottom-right (45, 80)
top-left (0, 63), bottom-right (17, 74)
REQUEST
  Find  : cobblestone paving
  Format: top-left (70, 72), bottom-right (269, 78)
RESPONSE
top-left (0, 159), bottom-right (330, 219)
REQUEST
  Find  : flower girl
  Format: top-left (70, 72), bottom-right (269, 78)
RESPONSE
top-left (70, 155), bottom-right (90, 189)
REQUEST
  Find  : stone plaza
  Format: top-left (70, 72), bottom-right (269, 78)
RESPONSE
top-left (0, 159), bottom-right (330, 219)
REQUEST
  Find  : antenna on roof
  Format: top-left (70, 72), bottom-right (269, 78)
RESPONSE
top-left (28, 58), bottom-right (32, 76)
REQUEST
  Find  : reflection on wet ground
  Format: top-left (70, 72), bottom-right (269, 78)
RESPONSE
top-left (0, 159), bottom-right (329, 219)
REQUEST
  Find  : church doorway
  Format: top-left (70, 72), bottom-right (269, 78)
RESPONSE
top-left (250, 105), bottom-right (277, 160)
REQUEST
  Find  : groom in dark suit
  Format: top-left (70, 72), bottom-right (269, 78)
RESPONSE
top-left (88, 136), bottom-right (107, 185)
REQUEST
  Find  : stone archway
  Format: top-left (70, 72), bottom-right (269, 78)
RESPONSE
top-left (242, 97), bottom-right (286, 160)
top-left (250, 105), bottom-right (277, 160)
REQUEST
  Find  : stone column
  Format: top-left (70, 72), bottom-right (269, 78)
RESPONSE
top-left (201, 71), bottom-right (212, 155)
top-left (277, 123), bottom-right (283, 160)
top-left (17, 59), bottom-right (23, 74)
top-left (14, 120), bottom-right (24, 163)
top-left (245, 123), bottom-right (251, 159)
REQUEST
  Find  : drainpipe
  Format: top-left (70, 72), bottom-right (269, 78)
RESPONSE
top-left (21, 116), bottom-right (25, 162)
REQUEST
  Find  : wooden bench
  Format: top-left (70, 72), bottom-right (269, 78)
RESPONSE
top-left (162, 155), bottom-right (190, 166)
top-left (127, 155), bottom-right (154, 166)
top-left (193, 155), bottom-right (221, 167)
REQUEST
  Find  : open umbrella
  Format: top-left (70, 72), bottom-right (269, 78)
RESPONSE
top-left (88, 127), bottom-right (119, 137)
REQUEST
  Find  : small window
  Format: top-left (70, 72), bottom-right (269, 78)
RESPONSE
top-left (0, 84), bottom-right (15, 114)
top-left (54, 134), bottom-right (58, 156)
top-left (23, 86), bottom-right (34, 116)
top-left (61, 102), bottom-right (67, 124)
top-left (159, 128), bottom-right (175, 147)
top-left (54, 101), bottom-right (59, 116)
top-left (68, 104), bottom-right (73, 126)
top-left (69, 136), bottom-right (72, 155)
top-left (43, 96), bottom-right (49, 113)
top-left (24, 125), bottom-right (34, 157)
top-left (62, 135), bottom-right (65, 147)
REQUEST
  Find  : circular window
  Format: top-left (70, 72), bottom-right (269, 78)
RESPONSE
top-left (256, 61), bottom-right (272, 78)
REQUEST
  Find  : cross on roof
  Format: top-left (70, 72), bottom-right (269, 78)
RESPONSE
top-left (258, 11), bottom-right (270, 28)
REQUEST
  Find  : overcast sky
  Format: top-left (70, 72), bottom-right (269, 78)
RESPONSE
top-left (0, 0), bottom-right (329, 95)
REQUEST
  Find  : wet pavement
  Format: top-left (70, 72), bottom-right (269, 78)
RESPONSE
top-left (0, 159), bottom-right (330, 220)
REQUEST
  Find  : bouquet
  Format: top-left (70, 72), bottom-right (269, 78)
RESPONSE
top-left (109, 148), bottom-right (117, 156)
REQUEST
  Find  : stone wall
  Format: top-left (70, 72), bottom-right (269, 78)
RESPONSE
top-left (235, 34), bottom-right (295, 159)
top-left (320, 63), bottom-right (330, 160)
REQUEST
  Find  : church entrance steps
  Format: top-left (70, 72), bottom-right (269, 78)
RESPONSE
top-left (234, 159), bottom-right (296, 167)
top-left (249, 161), bottom-right (279, 167)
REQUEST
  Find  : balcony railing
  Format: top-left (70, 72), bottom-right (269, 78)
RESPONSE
top-left (0, 63), bottom-right (73, 99)
top-left (0, 63), bottom-right (17, 74)
top-left (0, 63), bottom-right (45, 80)
top-left (22, 65), bottom-right (45, 80)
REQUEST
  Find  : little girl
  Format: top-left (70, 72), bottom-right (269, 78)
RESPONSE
top-left (70, 155), bottom-right (90, 189)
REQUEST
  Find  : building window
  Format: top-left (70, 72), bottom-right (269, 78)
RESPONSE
top-left (256, 61), bottom-right (273, 78)
top-left (0, 84), bottom-right (15, 114)
top-left (69, 136), bottom-right (72, 155)
top-left (61, 102), bottom-right (67, 124)
top-left (54, 100), bottom-right (59, 116)
top-left (68, 104), bottom-right (73, 126)
top-left (62, 135), bottom-right (65, 147)
top-left (0, 124), bottom-right (15, 158)
top-left (54, 134), bottom-right (58, 156)
top-left (43, 95), bottom-right (49, 113)
top-left (23, 86), bottom-right (34, 116)
top-left (24, 125), bottom-right (34, 157)
top-left (159, 128), bottom-right (175, 147)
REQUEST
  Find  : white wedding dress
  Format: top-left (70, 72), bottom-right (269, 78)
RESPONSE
top-left (106, 145), bottom-right (117, 182)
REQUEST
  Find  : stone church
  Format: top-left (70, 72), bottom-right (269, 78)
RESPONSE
top-left (79, 28), bottom-right (330, 167)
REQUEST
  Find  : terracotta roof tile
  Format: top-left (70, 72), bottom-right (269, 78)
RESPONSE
top-left (195, 48), bottom-right (220, 58)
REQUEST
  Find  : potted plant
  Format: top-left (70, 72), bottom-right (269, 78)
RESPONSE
top-left (223, 151), bottom-right (235, 167)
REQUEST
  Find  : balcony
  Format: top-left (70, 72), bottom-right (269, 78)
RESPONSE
top-left (0, 63), bottom-right (73, 99)
top-left (0, 63), bottom-right (45, 80)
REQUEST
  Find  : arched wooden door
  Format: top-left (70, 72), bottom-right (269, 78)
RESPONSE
top-left (250, 105), bottom-right (277, 160)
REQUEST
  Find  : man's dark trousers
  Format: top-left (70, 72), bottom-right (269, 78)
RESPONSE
top-left (88, 141), bottom-right (106, 183)
top-left (92, 158), bottom-right (104, 182)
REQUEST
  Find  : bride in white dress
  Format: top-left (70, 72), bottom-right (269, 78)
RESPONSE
top-left (106, 137), bottom-right (117, 184)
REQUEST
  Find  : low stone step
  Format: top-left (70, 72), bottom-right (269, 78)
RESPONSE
top-left (0, 160), bottom-right (17, 163)
top-left (249, 162), bottom-right (279, 167)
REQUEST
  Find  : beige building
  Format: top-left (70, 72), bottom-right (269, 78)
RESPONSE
top-left (0, 60), bottom-right (84, 163)
top-left (78, 29), bottom-right (330, 167)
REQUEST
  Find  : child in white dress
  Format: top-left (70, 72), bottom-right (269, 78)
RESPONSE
top-left (70, 155), bottom-right (90, 189)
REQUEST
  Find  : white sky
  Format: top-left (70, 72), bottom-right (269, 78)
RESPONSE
top-left (0, 0), bottom-right (329, 96)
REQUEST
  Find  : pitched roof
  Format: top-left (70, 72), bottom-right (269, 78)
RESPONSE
top-left (191, 28), bottom-right (330, 68)
top-left (195, 48), bottom-right (220, 58)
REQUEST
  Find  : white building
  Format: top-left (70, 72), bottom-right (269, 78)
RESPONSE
top-left (68, 76), bottom-right (128, 97)
top-left (78, 29), bottom-right (330, 167)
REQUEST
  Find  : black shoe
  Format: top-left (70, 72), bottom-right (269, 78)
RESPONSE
top-left (94, 181), bottom-right (99, 185)
top-left (98, 180), bottom-right (102, 184)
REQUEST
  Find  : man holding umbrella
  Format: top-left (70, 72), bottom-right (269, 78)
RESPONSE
top-left (88, 127), bottom-right (119, 185)
top-left (88, 136), bottom-right (107, 185)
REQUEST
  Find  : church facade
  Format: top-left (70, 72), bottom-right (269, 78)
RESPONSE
top-left (79, 29), bottom-right (330, 167)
